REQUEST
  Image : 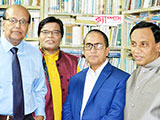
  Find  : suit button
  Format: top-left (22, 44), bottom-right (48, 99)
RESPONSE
top-left (131, 103), bottom-right (135, 107)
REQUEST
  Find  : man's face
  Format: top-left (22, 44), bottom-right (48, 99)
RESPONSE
top-left (40, 22), bottom-right (61, 54)
top-left (131, 28), bottom-right (160, 66)
top-left (2, 6), bottom-right (29, 46)
top-left (83, 32), bottom-right (109, 71)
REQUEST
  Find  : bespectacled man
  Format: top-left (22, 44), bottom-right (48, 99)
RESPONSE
top-left (0, 5), bottom-right (47, 120)
top-left (62, 29), bottom-right (130, 120)
top-left (38, 17), bottom-right (80, 120)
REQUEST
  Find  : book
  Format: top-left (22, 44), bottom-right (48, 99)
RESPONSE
top-left (136, 0), bottom-right (142, 9)
top-left (116, 25), bottom-right (121, 46)
top-left (143, 0), bottom-right (152, 8)
top-left (110, 26), bottom-right (118, 47)
top-left (64, 25), bottom-right (73, 45)
top-left (72, 25), bottom-right (82, 46)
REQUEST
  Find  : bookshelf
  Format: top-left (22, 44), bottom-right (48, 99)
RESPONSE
top-left (0, 0), bottom-right (159, 72)
top-left (43, 0), bottom-right (123, 69)
top-left (122, 0), bottom-right (160, 73)
top-left (0, 0), bottom-right (43, 47)
top-left (1, 0), bottom-right (158, 72)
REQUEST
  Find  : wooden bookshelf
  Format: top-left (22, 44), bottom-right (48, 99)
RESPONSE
top-left (24, 37), bottom-right (39, 41)
top-left (48, 13), bottom-right (96, 17)
top-left (60, 45), bottom-right (83, 49)
top-left (123, 7), bottom-right (160, 15)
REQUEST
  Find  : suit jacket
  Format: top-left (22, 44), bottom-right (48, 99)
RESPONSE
top-left (124, 58), bottom-right (160, 120)
top-left (62, 62), bottom-right (130, 120)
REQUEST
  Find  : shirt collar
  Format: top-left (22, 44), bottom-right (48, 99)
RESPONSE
top-left (140, 57), bottom-right (160, 72)
top-left (43, 50), bottom-right (60, 57)
top-left (145, 57), bottom-right (160, 68)
top-left (88, 59), bottom-right (108, 76)
top-left (1, 33), bottom-right (24, 54)
top-left (43, 49), bottom-right (60, 61)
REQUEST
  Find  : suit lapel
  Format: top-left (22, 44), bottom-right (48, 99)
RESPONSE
top-left (86, 62), bottom-right (113, 106)
top-left (77, 68), bottom-right (88, 113)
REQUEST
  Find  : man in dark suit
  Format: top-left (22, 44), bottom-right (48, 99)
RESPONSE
top-left (62, 29), bottom-right (130, 120)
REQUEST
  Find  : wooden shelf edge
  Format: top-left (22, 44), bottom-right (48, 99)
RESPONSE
top-left (0, 5), bottom-right (40, 9)
top-left (60, 45), bottom-right (83, 49)
top-left (123, 7), bottom-right (160, 15)
top-left (24, 37), bottom-right (39, 41)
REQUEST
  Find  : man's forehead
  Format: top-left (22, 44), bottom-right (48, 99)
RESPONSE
top-left (86, 33), bottom-right (104, 40)
top-left (6, 7), bottom-right (29, 19)
top-left (7, 6), bottom-right (28, 14)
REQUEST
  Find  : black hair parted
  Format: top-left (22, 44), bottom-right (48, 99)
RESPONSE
top-left (130, 21), bottom-right (160, 43)
top-left (38, 16), bottom-right (64, 38)
top-left (83, 29), bottom-right (109, 48)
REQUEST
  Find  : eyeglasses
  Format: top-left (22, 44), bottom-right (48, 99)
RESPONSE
top-left (4, 18), bottom-right (29, 25)
top-left (40, 30), bottom-right (61, 36)
top-left (84, 43), bottom-right (105, 50)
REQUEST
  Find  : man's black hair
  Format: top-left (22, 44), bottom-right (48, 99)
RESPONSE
top-left (38, 16), bottom-right (64, 38)
top-left (130, 21), bottom-right (160, 43)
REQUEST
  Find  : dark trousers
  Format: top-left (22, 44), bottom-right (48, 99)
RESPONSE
top-left (0, 114), bottom-right (34, 120)
top-left (24, 114), bottom-right (35, 120)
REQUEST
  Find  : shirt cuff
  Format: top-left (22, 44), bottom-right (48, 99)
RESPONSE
top-left (34, 107), bottom-right (46, 118)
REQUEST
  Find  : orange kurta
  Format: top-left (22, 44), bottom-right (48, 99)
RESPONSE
top-left (44, 50), bottom-right (62, 120)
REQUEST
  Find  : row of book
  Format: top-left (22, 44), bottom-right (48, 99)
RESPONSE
top-left (61, 47), bottom-right (121, 70)
top-left (60, 47), bottom-right (82, 57)
top-left (61, 23), bottom-right (121, 47)
top-left (123, 57), bottom-right (137, 74)
top-left (26, 17), bottom-right (40, 38)
top-left (123, 16), bottom-right (134, 47)
top-left (108, 51), bottom-right (121, 69)
top-left (121, 49), bottom-right (137, 73)
top-left (48, 0), bottom-right (122, 15)
top-left (78, 57), bottom-right (122, 70)
top-left (123, 0), bottom-right (160, 10)
top-left (0, 0), bottom-right (40, 6)
top-left (123, 12), bottom-right (160, 46)
top-left (78, 54), bottom-right (121, 70)
top-left (26, 10), bottom-right (40, 38)
top-left (61, 47), bottom-right (121, 57)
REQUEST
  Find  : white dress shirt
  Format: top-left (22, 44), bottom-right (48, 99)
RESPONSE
top-left (80, 59), bottom-right (108, 118)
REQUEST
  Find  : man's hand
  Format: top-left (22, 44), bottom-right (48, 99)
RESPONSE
top-left (34, 115), bottom-right (44, 120)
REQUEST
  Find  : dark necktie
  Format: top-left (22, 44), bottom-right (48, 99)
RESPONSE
top-left (10, 47), bottom-right (24, 120)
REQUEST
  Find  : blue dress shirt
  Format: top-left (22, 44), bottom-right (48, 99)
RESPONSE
top-left (0, 35), bottom-right (47, 117)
